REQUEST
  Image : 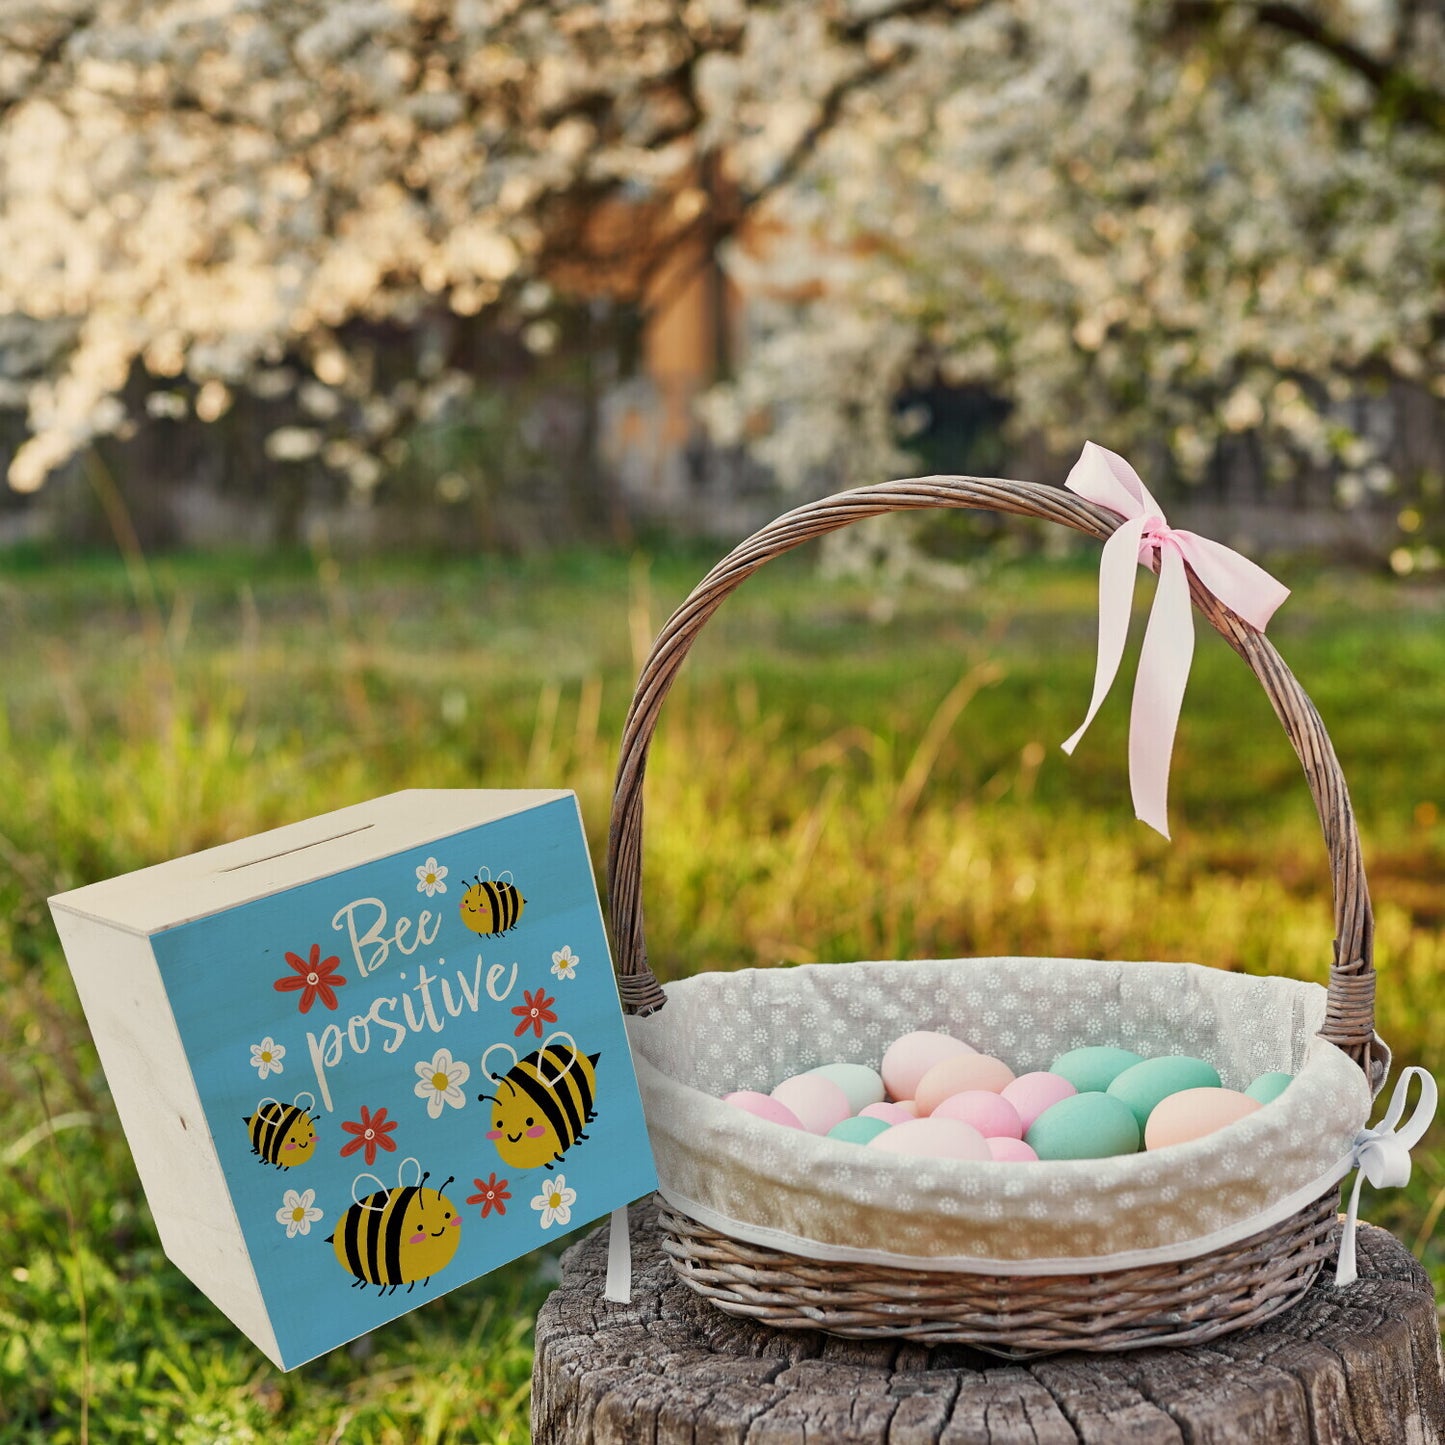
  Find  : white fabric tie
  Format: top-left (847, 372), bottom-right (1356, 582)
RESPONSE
top-left (1335, 1065), bottom-right (1437, 1286)
top-left (605, 1205), bottom-right (633, 1303)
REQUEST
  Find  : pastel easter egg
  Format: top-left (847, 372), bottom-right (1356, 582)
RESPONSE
top-left (986, 1136), bottom-right (1039, 1163)
top-left (1026, 1093), bottom-right (1141, 1160)
top-left (932, 1090), bottom-right (1024, 1139)
top-left (808, 1062), bottom-right (887, 1113)
top-left (1107, 1056), bottom-right (1222, 1130)
top-left (1245, 1072), bottom-right (1294, 1105)
top-left (1001, 1072), bottom-right (1078, 1130)
top-left (915, 1054), bottom-right (1015, 1114)
top-left (722, 1091), bottom-right (805, 1129)
top-left (827, 1116), bottom-right (892, 1145)
top-left (859, 1102), bottom-right (915, 1125)
top-left (1145, 1087), bottom-right (1263, 1150)
top-left (866, 1117), bottom-right (991, 1161)
top-left (771, 1073), bottom-right (852, 1134)
top-left (880, 1031), bottom-right (975, 1102)
top-left (1049, 1046), bottom-right (1145, 1094)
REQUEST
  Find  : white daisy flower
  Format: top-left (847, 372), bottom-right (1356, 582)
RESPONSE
top-left (276, 1188), bottom-right (322, 1239)
top-left (414, 1047), bottom-right (469, 1118)
top-left (530, 1175), bottom-right (577, 1230)
top-left (550, 945), bottom-right (579, 981)
top-left (415, 858), bottom-right (448, 897)
top-left (249, 1037), bottom-right (286, 1079)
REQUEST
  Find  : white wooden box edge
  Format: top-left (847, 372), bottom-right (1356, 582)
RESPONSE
top-left (47, 907), bottom-right (284, 1368)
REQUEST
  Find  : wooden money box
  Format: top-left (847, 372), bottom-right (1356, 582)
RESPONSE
top-left (49, 790), bottom-right (657, 1370)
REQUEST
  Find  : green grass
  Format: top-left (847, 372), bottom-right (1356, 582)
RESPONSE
top-left (1, 541), bottom-right (1442, 1441)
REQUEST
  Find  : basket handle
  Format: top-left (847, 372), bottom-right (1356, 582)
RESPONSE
top-left (606, 475), bottom-right (1378, 1079)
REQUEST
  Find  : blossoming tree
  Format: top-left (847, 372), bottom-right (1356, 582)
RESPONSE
top-left (702, 0), bottom-right (1445, 522)
top-left (1, 0), bottom-right (1441, 530)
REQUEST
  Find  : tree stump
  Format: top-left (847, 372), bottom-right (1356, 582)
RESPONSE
top-left (533, 1199), bottom-right (1445, 1444)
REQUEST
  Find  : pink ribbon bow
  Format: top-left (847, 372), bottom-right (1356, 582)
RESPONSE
top-left (1061, 442), bottom-right (1290, 838)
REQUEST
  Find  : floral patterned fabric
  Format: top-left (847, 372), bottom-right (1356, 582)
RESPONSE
top-left (627, 956), bottom-right (1379, 1267)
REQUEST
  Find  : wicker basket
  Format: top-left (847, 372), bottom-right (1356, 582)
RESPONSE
top-left (604, 475), bottom-right (1383, 1355)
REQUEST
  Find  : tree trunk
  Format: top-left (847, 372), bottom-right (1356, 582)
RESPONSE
top-left (534, 1199), bottom-right (1445, 1444)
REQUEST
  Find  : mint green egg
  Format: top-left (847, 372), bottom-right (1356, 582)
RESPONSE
top-left (1048, 1046), bottom-right (1144, 1094)
top-left (809, 1063), bottom-right (886, 1114)
top-left (1026, 1093), bottom-right (1140, 1159)
top-left (1107, 1056), bottom-right (1222, 1129)
top-left (827, 1116), bottom-right (891, 1145)
top-left (1245, 1072), bottom-right (1294, 1105)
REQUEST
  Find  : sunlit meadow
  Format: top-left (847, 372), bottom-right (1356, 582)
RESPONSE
top-left (1, 542), bottom-right (1442, 1442)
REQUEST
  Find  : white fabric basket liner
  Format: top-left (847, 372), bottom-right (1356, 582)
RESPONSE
top-left (627, 956), bottom-right (1379, 1273)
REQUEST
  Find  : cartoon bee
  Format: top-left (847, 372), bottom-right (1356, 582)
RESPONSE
top-left (243, 1093), bottom-right (318, 1169)
top-left (326, 1158), bottom-right (462, 1294)
top-left (460, 868), bottom-right (526, 936)
top-left (478, 1033), bottom-right (599, 1171)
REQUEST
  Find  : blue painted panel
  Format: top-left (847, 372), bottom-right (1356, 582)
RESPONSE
top-left (152, 796), bottom-right (657, 1369)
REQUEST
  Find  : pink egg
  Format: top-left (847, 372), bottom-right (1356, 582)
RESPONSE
top-left (1144, 1088), bottom-right (1262, 1150)
top-left (859, 1102), bottom-right (915, 1125)
top-left (986, 1137), bottom-right (1039, 1163)
top-left (866, 1117), bottom-right (990, 1160)
top-left (880, 1031), bottom-right (975, 1101)
top-left (1001, 1072), bottom-right (1078, 1130)
top-left (932, 1090), bottom-right (1024, 1139)
top-left (770, 1074), bottom-right (852, 1135)
top-left (915, 1054), bottom-right (1015, 1114)
top-left (722, 1091), bottom-right (805, 1129)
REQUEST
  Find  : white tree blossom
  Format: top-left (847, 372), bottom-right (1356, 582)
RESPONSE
top-left (703, 1), bottom-right (1445, 502)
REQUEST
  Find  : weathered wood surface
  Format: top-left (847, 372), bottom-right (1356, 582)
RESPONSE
top-left (533, 1200), bottom-right (1445, 1444)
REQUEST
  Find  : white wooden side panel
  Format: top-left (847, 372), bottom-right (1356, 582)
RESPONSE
top-left (49, 907), bottom-right (282, 1368)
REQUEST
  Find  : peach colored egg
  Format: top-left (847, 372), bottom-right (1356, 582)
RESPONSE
top-left (1001, 1072), bottom-right (1078, 1130)
top-left (932, 1090), bottom-right (1024, 1139)
top-left (722, 1091), bottom-right (805, 1129)
top-left (986, 1137), bottom-right (1039, 1163)
top-left (880, 1031), bottom-right (975, 1101)
top-left (770, 1074), bottom-right (852, 1134)
top-left (859, 1102), bottom-right (915, 1125)
top-left (866, 1117), bottom-right (990, 1160)
top-left (1144, 1087), bottom-right (1262, 1150)
top-left (915, 1054), bottom-right (1015, 1114)
top-left (894, 1099), bottom-right (920, 1117)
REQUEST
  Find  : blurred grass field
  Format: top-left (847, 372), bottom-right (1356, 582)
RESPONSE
top-left (1, 539), bottom-right (1442, 1443)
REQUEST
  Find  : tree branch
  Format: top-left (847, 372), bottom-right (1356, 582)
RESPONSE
top-left (1171, 0), bottom-right (1445, 132)
top-left (650, 0), bottom-right (997, 320)
top-left (533, 0), bottom-right (996, 326)
top-left (0, 8), bottom-right (95, 122)
top-left (744, 0), bottom-right (994, 210)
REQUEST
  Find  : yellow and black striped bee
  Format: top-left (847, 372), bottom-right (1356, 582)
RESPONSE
top-left (243, 1093), bottom-right (318, 1169)
top-left (327, 1161), bottom-right (462, 1295)
top-left (460, 869), bottom-right (525, 936)
top-left (479, 1035), bottom-right (599, 1171)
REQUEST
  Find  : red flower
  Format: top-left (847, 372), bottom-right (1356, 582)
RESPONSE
top-left (467, 1173), bottom-right (511, 1218)
top-left (511, 987), bottom-right (557, 1038)
top-left (273, 943), bottom-right (347, 1013)
top-left (338, 1105), bottom-right (397, 1166)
